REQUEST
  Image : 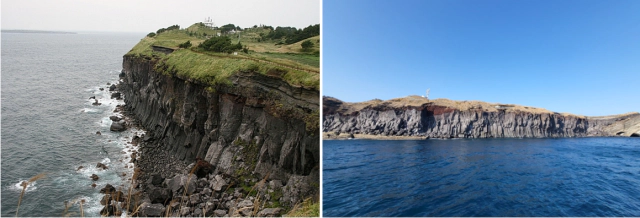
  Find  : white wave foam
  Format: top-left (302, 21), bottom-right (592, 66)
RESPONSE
top-left (81, 108), bottom-right (100, 113)
top-left (12, 180), bottom-right (37, 192)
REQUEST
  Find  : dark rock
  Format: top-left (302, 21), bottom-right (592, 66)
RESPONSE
top-left (143, 134), bottom-right (153, 142)
top-left (100, 204), bottom-right (117, 216)
top-left (89, 96), bottom-right (95, 99)
top-left (190, 193), bottom-right (201, 205)
top-left (258, 208), bottom-right (283, 217)
top-left (109, 116), bottom-right (121, 121)
top-left (90, 174), bottom-right (99, 181)
top-left (96, 162), bottom-right (108, 170)
top-left (147, 174), bottom-right (163, 186)
top-left (76, 166), bottom-right (84, 171)
top-left (100, 195), bottom-right (112, 205)
top-left (107, 82), bottom-right (111, 85)
top-left (213, 209), bottom-right (227, 217)
top-left (119, 71), bottom-right (125, 78)
top-left (109, 84), bottom-right (116, 91)
top-left (138, 202), bottom-right (165, 217)
top-left (92, 99), bottom-right (101, 106)
top-left (148, 186), bottom-right (172, 204)
top-left (96, 131), bottom-right (101, 135)
top-left (110, 122), bottom-right (126, 132)
top-left (99, 88), bottom-right (104, 91)
top-left (349, 133), bottom-right (355, 138)
top-left (91, 183), bottom-right (96, 188)
top-left (111, 92), bottom-right (121, 99)
top-left (194, 208), bottom-right (203, 217)
top-left (100, 184), bottom-right (116, 194)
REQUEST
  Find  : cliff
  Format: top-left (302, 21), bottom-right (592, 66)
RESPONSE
top-left (117, 54), bottom-right (319, 216)
top-left (323, 96), bottom-right (640, 139)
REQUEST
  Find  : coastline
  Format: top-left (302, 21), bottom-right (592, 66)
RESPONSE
top-left (323, 132), bottom-right (428, 140)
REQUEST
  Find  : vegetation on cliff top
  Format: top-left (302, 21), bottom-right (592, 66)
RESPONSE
top-left (126, 23), bottom-right (319, 90)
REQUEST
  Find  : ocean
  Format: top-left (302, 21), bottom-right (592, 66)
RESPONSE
top-left (323, 138), bottom-right (640, 216)
top-left (2, 32), bottom-right (144, 216)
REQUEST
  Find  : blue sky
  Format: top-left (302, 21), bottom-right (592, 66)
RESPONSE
top-left (323, 0), bottom-right (640, 116)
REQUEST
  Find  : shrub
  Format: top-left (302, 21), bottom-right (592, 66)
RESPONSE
top-left (146, 32), bottom-right (156, 37)
top-left (178, 40), bottom-right (192, 48)
top-left (301, 40), bottom-right (314, 51)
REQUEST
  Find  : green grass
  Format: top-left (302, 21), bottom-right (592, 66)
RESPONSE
top-left (126, 23), bottom-right (319, 90)
top-left (284, 198), bottom-right (319, 217)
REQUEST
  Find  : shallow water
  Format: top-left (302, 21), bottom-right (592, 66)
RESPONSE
top-left (2, 32), bottom-right (144, 216)
top-left (323, 138), bottom-right (640, 216)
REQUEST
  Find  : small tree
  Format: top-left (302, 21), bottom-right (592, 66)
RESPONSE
top-left (301, 40), bottom-right (314, 51)
top-left (147, 32), bottom-right (156, 37)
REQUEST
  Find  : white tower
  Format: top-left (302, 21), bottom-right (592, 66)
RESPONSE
top-left (425, 88), bottom-right (430, 99)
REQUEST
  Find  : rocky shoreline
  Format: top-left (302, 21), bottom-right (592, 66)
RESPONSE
top-left (92, 78), bottom-right (310, 217)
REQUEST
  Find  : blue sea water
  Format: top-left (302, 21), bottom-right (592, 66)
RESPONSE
top-left (323, 138), bottom-right (640, 217)
top-left (2, 32), bottom-right (145, 216)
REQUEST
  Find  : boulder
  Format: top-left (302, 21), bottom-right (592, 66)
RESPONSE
top-left (109, 84), bottom-right (116, 91)
top-left (190, 193), bottom-right (201, 205)
top-left (96, 162), bottom-right (108, 170)
top-left (258, 208), bottom-right (283, 217)
top-left (109, 116), bottom-right (121, 121)
top-left (76, 166), bottom-right (84, 171)
top-left (211, 174), bottom-right (228, 191)
top-left (180, 207), bottom-right (191, 216)
top-left (269, 180), bottom-right (283, 190)
top-left (111, 92), bottom-right (121, 99)
top-left (213, 209), bottom-right (227, 217)
top-left (90, 174), bottom-right (99, 181)
top-left (138, 202), bottom-right (165, 217)
top-left (168, 174), bottom-right (197, 196)
top-left (92, 99), bottom-right (101, 106)
top-left (193, 208), bottom-right (203, 217)
top-left (100, 184), bottom-right (116, 194)
top-left (119, 71), bottom-right (125, 78)
top-left (147, 174), bottom-right (163, 186)
top-left (99, 87), bottom-right (104, 91)
top-left (110, 122), bottom-right (126, 132)
top-left (148, 186), bottom-right (172, 204)
top-left (237, 199), bottom-right (254, 208)
top-left (95, 131), bottom-right (101, 135)
top-left (89, 96), bottom-right (95, 99)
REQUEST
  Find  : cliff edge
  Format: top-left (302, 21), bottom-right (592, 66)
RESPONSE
top-left (323, 96), bottom-right (640, 139)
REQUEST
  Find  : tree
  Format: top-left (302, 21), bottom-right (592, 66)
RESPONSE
top-left (301, 40), bottom-right (314, 51)
top-left (147, 32), bottom-right (156, 37)
top-left (198, 36), bottom-right (241, 53)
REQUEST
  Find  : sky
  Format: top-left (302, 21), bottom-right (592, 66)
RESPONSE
top-left (323, 0), bottom-right (640, 116)
top-left (1, 0), bottom-right (320, 32)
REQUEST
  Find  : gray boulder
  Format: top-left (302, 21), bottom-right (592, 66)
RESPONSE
top-left (109, 84), bottom-right (116, 91)
top-left (138, 202), bottom-right (165, 217)
top-left (258, 208), bottom-right (283, 217)
top-left (110, 121), bottom-right (126, 132)
top-left (213, 209), bottom-right (227, 217)
top-left (168, 174), bottom-right (197, 196)
top-left (211, 174), bottom-right (227, 191)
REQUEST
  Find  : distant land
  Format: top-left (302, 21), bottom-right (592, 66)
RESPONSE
top-left (323, 95), bottom-right (640, 139)
top-left (1, 29), bottom-right (77, 34)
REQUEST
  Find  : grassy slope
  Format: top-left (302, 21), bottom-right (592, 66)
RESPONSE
top-left (126, 23), bottom-right (319, 90)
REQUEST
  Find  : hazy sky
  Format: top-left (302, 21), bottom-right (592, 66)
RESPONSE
top-left (324, 0), bottom-right (640, 116)
top-left (1, 0), bottom-right (320, 32)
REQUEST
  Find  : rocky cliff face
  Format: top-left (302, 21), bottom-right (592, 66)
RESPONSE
top-left (323, 96), bottom-right (640, 138)
top-left (119, 55), bottom-right (319, 210)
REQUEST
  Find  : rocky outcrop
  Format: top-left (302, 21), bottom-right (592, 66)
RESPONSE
top-left (323, 96), bottom-right (640, 138)
top-left (118, 54), bottom-right (319, 215)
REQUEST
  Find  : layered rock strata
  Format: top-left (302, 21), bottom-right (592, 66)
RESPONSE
top-left (323, 96), bottom-right (640, 139)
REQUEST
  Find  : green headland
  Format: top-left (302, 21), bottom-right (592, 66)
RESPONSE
top-left (126, 23), bottom-right (320, 90)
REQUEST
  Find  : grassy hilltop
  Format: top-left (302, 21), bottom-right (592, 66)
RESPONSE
top-left (126, 23), bottom-right (320, 90)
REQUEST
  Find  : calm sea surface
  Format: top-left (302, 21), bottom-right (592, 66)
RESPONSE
top-left (323, 138), bottom-right (640, 216)
top-left (2, 32), bottom-right (144, 216)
